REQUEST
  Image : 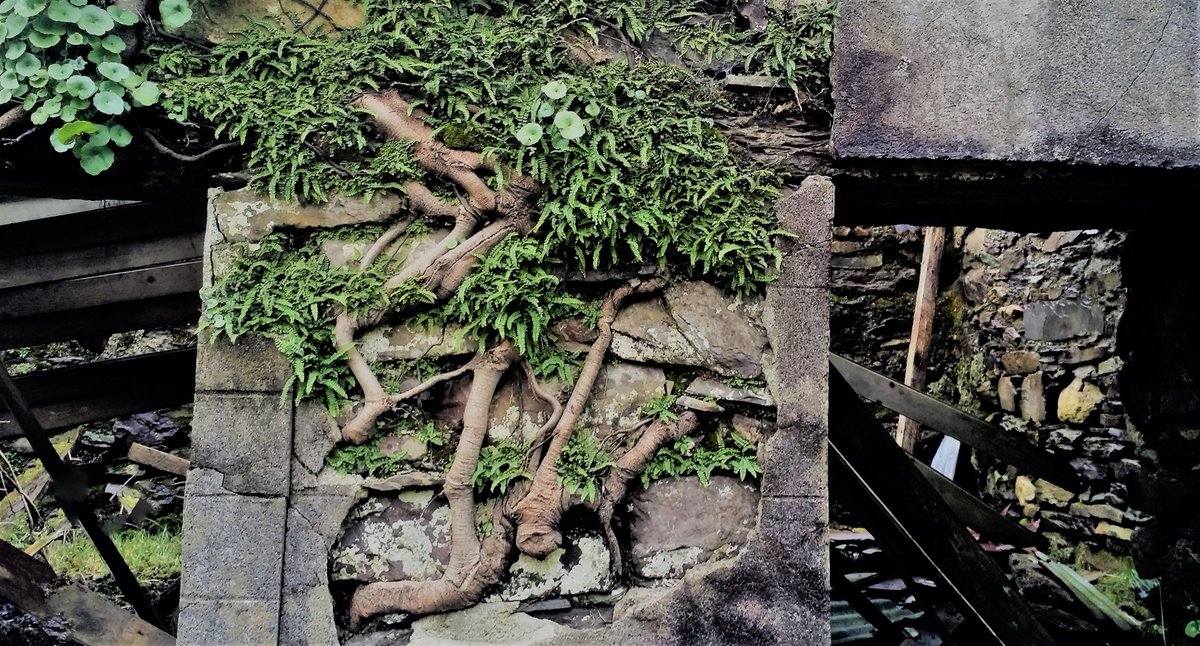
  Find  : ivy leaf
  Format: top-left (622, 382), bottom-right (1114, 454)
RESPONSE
top-left (13, 0), bottom-right (48, 18)
top-left (158, 0), bottom-right (191, 30)
top-left (92, 90), bottom-right (125, 115)
top-left (129, 80), bottom-right (158, 106)
top-left (77, 4), bottom-right (114, 35)
top-left (4, 40), bottom-right (26, 60)
top-left (46, 0), bottom-right (80, 22)
top-left (97, 61), bottom-right (129, 82)
top-left (14, 53), bottom-right (40, 77)
top-left (106, 5), bottom-right (139, 25)
top-left (515, 122), bottom-right (543, 146)
top-left (541, 79), bottom-right (568, 100)
top-left (64, 74), bottom-right (95, 98)
top-left (55, 118), bottom-right (96, 144)
top-left (553, 110), bottom-right (585, 140)
top-left (99, 34), bottom-right (125, 53)
top-left (107, 123), bottom-right (132, 147)
top-left (77, 141), bottom-right (114, 175)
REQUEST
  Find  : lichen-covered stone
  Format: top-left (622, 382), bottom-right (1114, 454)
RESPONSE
top-left (1057, 377), bottom-right (1104, 424)
top-left (359, 322), bottom-right (479, 362)
top-left (495, 535), bottom-right (612, 601)
top-left (330, 489), bottom-right (452, 583)
top-left (213, 189), bottom-right (402, 242)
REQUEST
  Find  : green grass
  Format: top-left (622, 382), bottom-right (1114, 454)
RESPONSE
top-left (44, 527), bottom-right (182, 584)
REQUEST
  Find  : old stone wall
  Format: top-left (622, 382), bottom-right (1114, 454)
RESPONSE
top-left (830, 223), bottom-right (1156, 617)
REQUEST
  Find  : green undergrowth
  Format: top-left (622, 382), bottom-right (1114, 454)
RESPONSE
top-left (44, 522), bottom-right (182, 585)
top-left (327, 414), bottom-right (450, 477)
top-left (190, 0), bottom-right (837, 411)
top-left (642, 429), bottom-right (759, 487)
top-left (471, 437), bottom-right (529, 494)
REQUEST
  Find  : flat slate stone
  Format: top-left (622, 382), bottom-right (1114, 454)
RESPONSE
top-left (1025, 301), bottom-right (1105, 340)
top-left (832, 0), bottom-right (1200, 167)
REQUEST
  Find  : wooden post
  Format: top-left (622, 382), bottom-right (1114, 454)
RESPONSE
top-left (895, 227), bottom-right (945, 452)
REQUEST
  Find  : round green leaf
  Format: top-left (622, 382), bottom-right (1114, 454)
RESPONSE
top-left (97, 61), bottom-right (129, 82)
top-left (14, 52), bottom-right (40, 77)
top-left (121, 72), bottom-right (144, 90)
top-left (49, 127), bottom-right (75, 152)
top-left (1184, 620), bottom-right (1200, 638)
top-left (14, 0), bottom-right (48, 18)
top-left (0, 71), bottom-right (18, 90)
top-left (129, 80), bottom-right (158, 106)
top-left (99, 34), bottom-right (125, 53)
top-left (535, 101), bottom-right (554, 119)
top-left (553, 110), bottom-right (585, 140)
top-left (26, 68), bottom-right (48, 87)
top-left (0, 0), bottom-right (14, 12)
top-left (89, 123), bottom-right (110, 145)
top-left (77, 141), bottom-right (114, 175)
top-left (5, 13), bottom-right (29, 35)
top-left (64, 73), bottom-right (95, 98)
top-left (46, 0), bottom-right (80, 22)
top-left (31, 14), bottom-right (65, 33)
top-left (27, 29), bottom-right (59, 47)
top-left (4, 40), bottom-right (26, 60)
top-left (158, 0), bottom-right (191, 30)
top-left (541, 80), bottom-right (568, 100)
top-left (66, 31), bottom-right (84, 44)
top-left (106, 5), bottom-right (138, 25)
top-left (0, 24), bottom-right (7, 41)
top-left (92, 89), bottom-right (124, 115)
top-left (86, 47), bottom-right (119, 65)
top-left (515, 122), bottom-right (543, 146)
top-left (107, 123), bottom-right (131, 147)
top-left (585, 102), bottom-right (601, 117)
top-left (59, 103), bottom-right (76, 121)
top-left (46, 62), bottom-right (71, 79)
top-left (550, 134), bottom-right (569, 150)
top-left (29, 106), bottom-right (48, 125)
top-left (77, 4), bottom-right (113, 34)
top-left (0, 88), bottom-right (11, 103)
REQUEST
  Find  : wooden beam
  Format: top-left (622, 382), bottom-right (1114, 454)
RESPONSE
top-left (0, 349), bottom-right (197, 439)
top-left (910, 457), bottom-right (1047, 550)
top-left (0, 198), bottom-right (139, 227)
top-left (128, 443), bottom-right (190, 476)
top-left (0, 540), bottom-right (174, 645)
top-left (0, 293), bottom-right (200, 350)
top-left (830, 353), bottom-right (1082, 491)
top-left (829, 368), bottom-right (1058, 645)
top-left (0, 261), bottom-right (201, 319)
top-left (0, 231), bottom-right (204, 290)
top-left (896, 226), bottom-right (945, 452)
top-left (0, 201), bottom-right (204, 259)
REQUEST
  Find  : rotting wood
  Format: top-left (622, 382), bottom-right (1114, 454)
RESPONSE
top-left (910, 457), bottom-right (1047, 550)
top-left (831, 353), bottom-right (1082, 491)
top-left (0, 231), bottom-right (204, 290)
top-left (896, 226), bottom-right (945, 452)
top-left (830, 367), bottom-right (1058, 645)
top-left (0, 293), bottom-right (200, 351)
top-left (0, 428), bottom-right (81, 523)
top-left (0, 540), bottom-right (174, 645)
top-left (128, 443), bottom-right (189, 476)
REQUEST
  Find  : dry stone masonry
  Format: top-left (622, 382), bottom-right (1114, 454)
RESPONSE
top-left (179, 177), bottom-right (835, 644)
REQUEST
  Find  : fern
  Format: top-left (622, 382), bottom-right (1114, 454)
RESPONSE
top-left (471, 438), bottom-right (530, 494)
top-left (642, 431), bottom-right (760, 488)
top-left (556, 430), bottom-right (614, 504)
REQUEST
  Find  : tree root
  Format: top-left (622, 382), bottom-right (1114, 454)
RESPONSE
top-left (0, 108), bottom-right (26, 134)
top-left (511, 276), bottom-right (667, 558)
top-left (597, 411), bottom-right (699, 578)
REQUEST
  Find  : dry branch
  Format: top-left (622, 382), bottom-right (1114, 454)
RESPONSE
top-left (0, 108), bottom-right (26, 134)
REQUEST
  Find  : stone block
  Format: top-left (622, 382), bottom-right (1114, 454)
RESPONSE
top-left (763, 287), bottom-right (829, 429)
top-left (177, 599), bottom-right (280, 646)
top-left (775, 176), bottom-right (833, 289)
top-left (180, 494), bottom-right (286, 602)
top-left (213, 189), bottom-right (403, 242)
top-left (756, 496), bottom-right (829, 547)
top-left (191, 393), bottom-right (293, 496)
top-left (759, 422), bottom-right (827, 498)
top-left (285, 490), bottom-right (360, 591)
top-left (832, 0), bottom-right (1200, 167)
top-left (292, 401), bottom-right (340, 477)
top-left (279, 586), bottom-right (339, 646)
top-left (195, 332), bottom-right (292, 393)
top-left (1025, 301), bottom-right (1106, 340)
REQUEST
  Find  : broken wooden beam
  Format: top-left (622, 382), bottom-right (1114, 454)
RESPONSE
top-left (830, 353), bottom-right (1083, 491)
top-left (910, 457), bottom-right (1048, 550)
top-left (128, 443), bottom-right (189, 476)
top-left (896, 226), bottom-right (945, 452)
top-left (0, 539), bottom-right (174, 645)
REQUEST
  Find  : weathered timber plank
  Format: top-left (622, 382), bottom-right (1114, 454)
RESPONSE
top-left (128, 442), bottom-right (190, 476)
top-left (896, 226), bottom-right (945, 452)
top-left (0, 349), bottom-right (196, 438)
top-left (0, 202), bottom-right (204, 259)
top-left (0, 540), bottom-right (173, 645)
top-left (0, 198), bottom-right (139, 227)
top-left (830, 353), bottom-right (1082, 491)
top-left (830, 368), bottom-right (1058, 645)
top-left (0, 261), bottom-right (201, 320)
top-left (0, 293), bottom-right (200, 350)
top-left (910, 457), bottom-right (1047, 550)
top-left (0, 231), bottom-right (204, 290)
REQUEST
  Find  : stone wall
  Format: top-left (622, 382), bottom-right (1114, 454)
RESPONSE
top-left (178, 178), bottom-right (835, 644)
top-left (830, 223), bottom-right (1162, 620)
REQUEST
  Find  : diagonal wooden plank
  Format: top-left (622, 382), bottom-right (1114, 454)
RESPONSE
top-left (0, 293), bottom-right (200, 350)
top-left (830, 367), bottom-right (1058, 645)
top-left (911, 457), bottom-right (1047, 550)
top-left (830, 353), bottom-right (1082, 491)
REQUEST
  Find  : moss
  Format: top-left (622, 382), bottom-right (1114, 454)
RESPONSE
top-left (44, 526), bottom-right (182, 585)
